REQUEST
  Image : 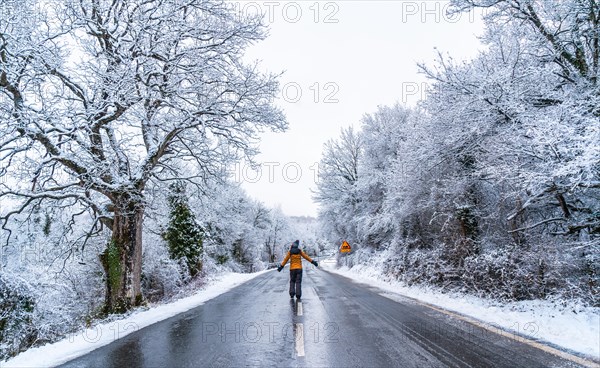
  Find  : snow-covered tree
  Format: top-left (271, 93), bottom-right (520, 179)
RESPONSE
top-left (0, 0), bottom-right (286, 312)
top-left (357, 105), bottom-right (416, 249)
top-left (450, 0), bottom-right (600, 87)
top-left (422, 1), bottom-right (600, 240)
top-left (263, 207), bottom-right (290, 263)
top-left (314, 126), bottom-right (362, 245)
top-left (316, 0), bottom-right (599, 303)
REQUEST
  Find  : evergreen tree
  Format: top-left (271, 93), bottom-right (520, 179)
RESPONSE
top-left (163, 183), bottom-right (204, 277)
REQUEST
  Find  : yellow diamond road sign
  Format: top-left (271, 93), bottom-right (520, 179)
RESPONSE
top-left (340, 240), bottom-right (351, 253)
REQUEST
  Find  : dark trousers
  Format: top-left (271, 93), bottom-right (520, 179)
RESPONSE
top-left (289, 269), bottom-right (303, 297)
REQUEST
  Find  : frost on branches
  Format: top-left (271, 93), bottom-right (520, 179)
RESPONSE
top-left (316, 0), bottom-right (599, 304)
top-left (0, 0), bottom-right (286, 313)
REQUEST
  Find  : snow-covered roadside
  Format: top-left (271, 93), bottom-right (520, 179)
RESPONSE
top-left (2, 270), bottom-right (269, 368)
top-left (320, 258), bottom-right (600, 361)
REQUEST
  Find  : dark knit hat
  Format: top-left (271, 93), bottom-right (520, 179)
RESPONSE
top-left (292, 240), bottom-right (300, 247)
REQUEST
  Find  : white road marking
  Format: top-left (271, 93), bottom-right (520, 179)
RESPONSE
top-left (297, 302), bottom-right (303, 316)
top-left (295, 323), bottom-right (305, 357)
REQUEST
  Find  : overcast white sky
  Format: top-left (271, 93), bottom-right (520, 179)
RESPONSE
top-left (233, 1), bottom-right (486, 217)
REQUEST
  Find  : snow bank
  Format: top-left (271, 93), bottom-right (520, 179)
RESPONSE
top-left (2, 270), bottom-right (269, 368)
top-left (321, 258), bottom-right (600, 360)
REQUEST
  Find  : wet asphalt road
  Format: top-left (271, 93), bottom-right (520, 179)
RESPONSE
top-left (59, 266), bottom-right (588, 368)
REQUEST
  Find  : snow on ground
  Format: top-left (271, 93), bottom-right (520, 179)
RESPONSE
top-left (2, 270), bottom-right (269, 368)
top-left (320, 256), bottom-right (600, 361)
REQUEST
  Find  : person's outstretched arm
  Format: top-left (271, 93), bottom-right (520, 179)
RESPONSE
top-left (277, 252), bottom-right (291, 271)
top-left (301, 250), bottom-right (318, 267)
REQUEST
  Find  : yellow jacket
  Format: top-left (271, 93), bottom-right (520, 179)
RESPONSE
top-left (280, 249), bottom-right (313, 270)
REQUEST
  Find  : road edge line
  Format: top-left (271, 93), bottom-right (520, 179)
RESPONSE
top-left (420, 301), bottom-right (598, 368)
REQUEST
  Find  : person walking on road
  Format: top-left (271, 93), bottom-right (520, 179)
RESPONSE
top-left (277, 240), bottom-right (318, 299)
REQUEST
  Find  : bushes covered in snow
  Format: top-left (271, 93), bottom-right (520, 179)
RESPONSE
top-left (0, 274), bottom-right (35, 360)
top-left (317, 0), bottom-right (600, 307)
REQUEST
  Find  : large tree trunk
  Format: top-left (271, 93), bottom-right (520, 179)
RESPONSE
top-left (100, 195), bottom-right (144, 313)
